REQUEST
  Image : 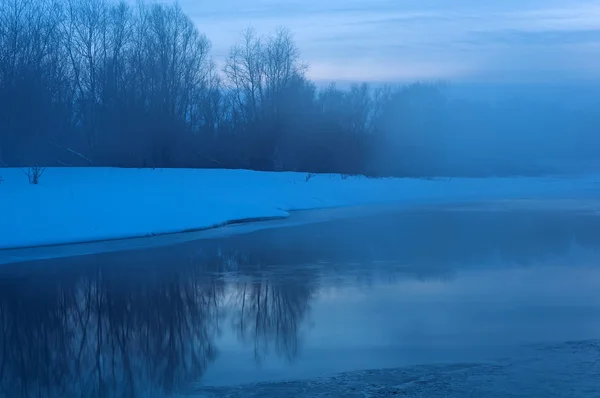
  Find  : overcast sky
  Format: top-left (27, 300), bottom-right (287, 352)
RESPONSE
top-left (170, 0), bottom-right (600, 83)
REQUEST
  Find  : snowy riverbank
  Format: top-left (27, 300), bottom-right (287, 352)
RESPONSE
top-left (1, 167), bottom-right (600, 250)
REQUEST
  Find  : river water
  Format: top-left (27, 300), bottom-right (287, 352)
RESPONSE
top-left (2, 202), bottom-right (600, 397)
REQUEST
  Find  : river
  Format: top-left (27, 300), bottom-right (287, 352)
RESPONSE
top-left (1, 201), bottom-right (600, 397)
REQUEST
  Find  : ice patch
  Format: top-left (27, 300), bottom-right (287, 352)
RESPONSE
top-left (192, 339), bottom-right (600, 397)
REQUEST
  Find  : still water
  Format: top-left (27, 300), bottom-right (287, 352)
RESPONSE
top-left (2, 203), bottom-right (600, 397)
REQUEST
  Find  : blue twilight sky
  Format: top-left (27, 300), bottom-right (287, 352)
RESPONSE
top-left (168, 0), bottom-right (600, 84)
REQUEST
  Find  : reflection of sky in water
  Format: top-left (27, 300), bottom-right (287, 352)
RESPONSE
top-left (205, 262), bottom-right (600, 386)
top-left (2, 206), bottom-right (600, 394)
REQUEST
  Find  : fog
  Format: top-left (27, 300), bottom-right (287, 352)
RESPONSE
top-left (372, 82), bottom-right (600, 177)
top-left (0, 0), bottom-right (598, 177)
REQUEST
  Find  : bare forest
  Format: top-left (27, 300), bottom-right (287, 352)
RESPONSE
top-left (1, 0), bottom-right (598, 177)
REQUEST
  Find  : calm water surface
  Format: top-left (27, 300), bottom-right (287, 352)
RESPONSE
top-left (2, 205), bottom-right (600, 397)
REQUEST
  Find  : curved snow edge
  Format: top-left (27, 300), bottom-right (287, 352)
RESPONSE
top-left (0, 214), bottom-right (290, 252)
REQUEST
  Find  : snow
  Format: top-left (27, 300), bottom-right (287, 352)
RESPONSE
top-left (1, 167), bottom-right (600, 250)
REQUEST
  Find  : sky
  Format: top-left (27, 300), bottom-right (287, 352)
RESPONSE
top-left (169, 0), bottom-right (600, 84)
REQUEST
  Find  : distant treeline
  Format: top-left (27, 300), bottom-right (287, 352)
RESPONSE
top-left (1, 0), bottom-right (598, 177)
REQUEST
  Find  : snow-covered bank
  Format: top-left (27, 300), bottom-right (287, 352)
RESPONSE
top-left (1, 167), bottom-right (600, 250)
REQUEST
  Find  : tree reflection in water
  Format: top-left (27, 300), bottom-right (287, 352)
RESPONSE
top-left (0, 254), bottom-right (224, 397)
top-left (230, 275), bottom-right (316, 362)
top-left (2, 207), bottom-right (599, 397)
top-left (0, 244), bottom-right (319, 398)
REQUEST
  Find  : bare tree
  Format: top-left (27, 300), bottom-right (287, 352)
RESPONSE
top-left (64, 0), bottom-right (109, 155)
top-left (0, 0), bottom-right (425, 176)
top-left (0, 0), bottom-right (72, 166)
top-left (263, 28), bottom-right (305, 117)
top-left (223, 27), bottom-right (308, 169)
top-left (223, 28), bottom-right (264, 125)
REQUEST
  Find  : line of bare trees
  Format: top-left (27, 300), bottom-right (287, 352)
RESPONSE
top-left (0, 0), bottom-right (445, 175)
top-left (2, 0), bottom-right (599, 177)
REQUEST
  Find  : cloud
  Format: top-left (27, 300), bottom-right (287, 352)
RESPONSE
top-left (176, 0), bottom-right (600, 82)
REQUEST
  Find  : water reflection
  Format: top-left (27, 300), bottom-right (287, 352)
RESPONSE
top-left (1, 207), bottom-right (600, 396)
top-left (0, 259), bottom-right (222, 397)
top-left (230, 275), bottom-right (315, 362)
